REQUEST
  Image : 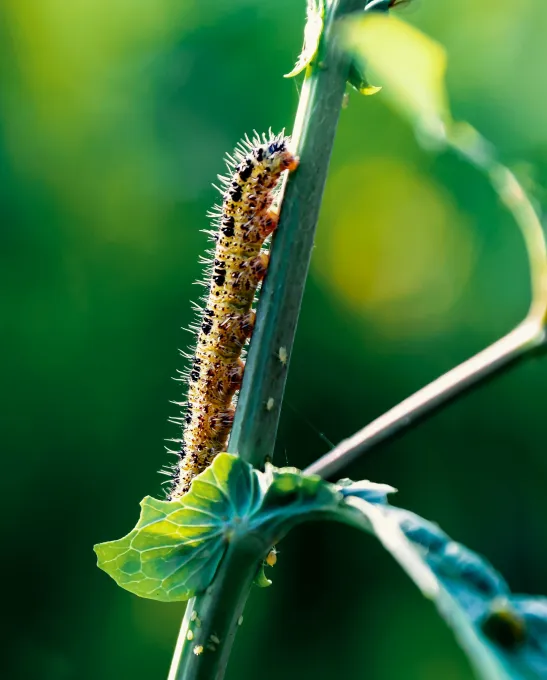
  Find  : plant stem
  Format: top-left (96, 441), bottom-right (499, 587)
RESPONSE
top-left (168, 0), bottom-right (364, 677)
top-left (167, 539), bottom-right (263, 680)
top-left (227, 0), bottom-right (365, 469)
top-left (305, 317), bottom-right (545, 479)
top-left (448, 123), bottom-right (547, 321)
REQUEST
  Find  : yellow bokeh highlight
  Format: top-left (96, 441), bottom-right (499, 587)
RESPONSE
top-left (315, 158), bottom-right (477, 337)
top-left (0, 0), bottom-right (188, 250)
top-left (2, 0), bottom-right (184, 132)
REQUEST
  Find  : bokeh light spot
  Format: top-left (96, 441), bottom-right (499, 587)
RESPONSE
top-left (315, 158), bottom-right (477, 337)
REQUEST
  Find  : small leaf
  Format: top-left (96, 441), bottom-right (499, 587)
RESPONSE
top-left (338, 14), bottom-right (450, 140)
top-left (285, 0), bottom-right (324, 78)
top-left (338, 495), bottom-right (547, 680)
top-left (347, 61), bottom-right (382, 96)
top-left (346, 0), bottom-right (393, 96)
top-left (94, 454), bottom-right (263, 602)
top-left (254, 563), bottom-right (273, 588)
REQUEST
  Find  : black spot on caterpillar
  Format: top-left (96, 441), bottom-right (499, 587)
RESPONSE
top-left (166, 131), bottom-right (298, 498)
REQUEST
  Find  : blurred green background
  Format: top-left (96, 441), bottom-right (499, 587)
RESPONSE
top-left (2, 0), bottom-right (547, 678)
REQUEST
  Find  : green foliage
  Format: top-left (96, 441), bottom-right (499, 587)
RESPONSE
top-left (341, 498), bottom-right (547, 679)
top-left (347, 61), bottom-right (382, 96)
top-left (254, 563), bottom-right (273, 588)
top-left (5, 1), bottom-right (547, 679)
top-left (94, 455), bottom-right (262, 601)
top-left (338, 13), bottom-right (450, 140)
top-left (95, 453), bottom-right (396, 603)
top-left (97, 451), bottom-right (547, 678)
top-left (336, 10), bottom-right (547, 323)
top-left (95, 454), bottom-right (341, 602)
top-left (345, 0), bottom-right (392, 96)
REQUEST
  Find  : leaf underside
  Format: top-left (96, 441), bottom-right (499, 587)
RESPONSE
top-left (94, 455), bottom-right (263, 601)
top-left (344, 498), bottom-right (547, 680)
top-left (94, 454), bottom-right (342, 601)
top-left (95, 454), bottom-right (547, 679)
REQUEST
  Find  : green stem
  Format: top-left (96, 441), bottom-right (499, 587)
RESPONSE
top-left (228, 0), bottom-right (365, 469)
top-left (305, 122), bottom-right (547, 480)
top-left (167, 539), bottom-right (263, 680)
top-left (168, 0), bottom-right (365, 677)
top-left (305, 318), bottom-right (545, 479)
top-left (447, 123), bottom-right (547, 321)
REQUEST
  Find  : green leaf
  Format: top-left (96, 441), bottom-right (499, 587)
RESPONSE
top-left (338, 14), bottom-right (450, 140)
top-left (254, 563), bottom-right (273, 588)
top-left (96, 450), bottom-right (547, 677)
top-left (253, 467), bottom-right (342, 537)
top-left (338, 495), bottom-right (547, 680)
top-left (345, 0), bottom-right (393, 96)
top-left (284, 0), bottom-right (324, 78)
top-left (347, 61), bottom-right (382, 96)
top-left (95, 454), bottom-right (343, 602)
top-left (94, 454), bottom-right (264, 602)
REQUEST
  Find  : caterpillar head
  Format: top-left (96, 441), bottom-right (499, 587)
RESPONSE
top-left (257, 138), bottom-right (299, 174)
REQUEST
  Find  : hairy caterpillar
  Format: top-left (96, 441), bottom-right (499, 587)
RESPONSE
top-left (167, 131), bottom-right (298, 499)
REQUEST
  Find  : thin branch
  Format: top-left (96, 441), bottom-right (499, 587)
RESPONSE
top-left (305, 318), bottom-right (545, 479)
top-left (306, 122), bottom-right (547, 480)
top-left (448, 123), bottom-right (547, 321)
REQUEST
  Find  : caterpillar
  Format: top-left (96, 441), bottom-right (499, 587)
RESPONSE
top-left (167, 131), bottom-right (298, 499)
